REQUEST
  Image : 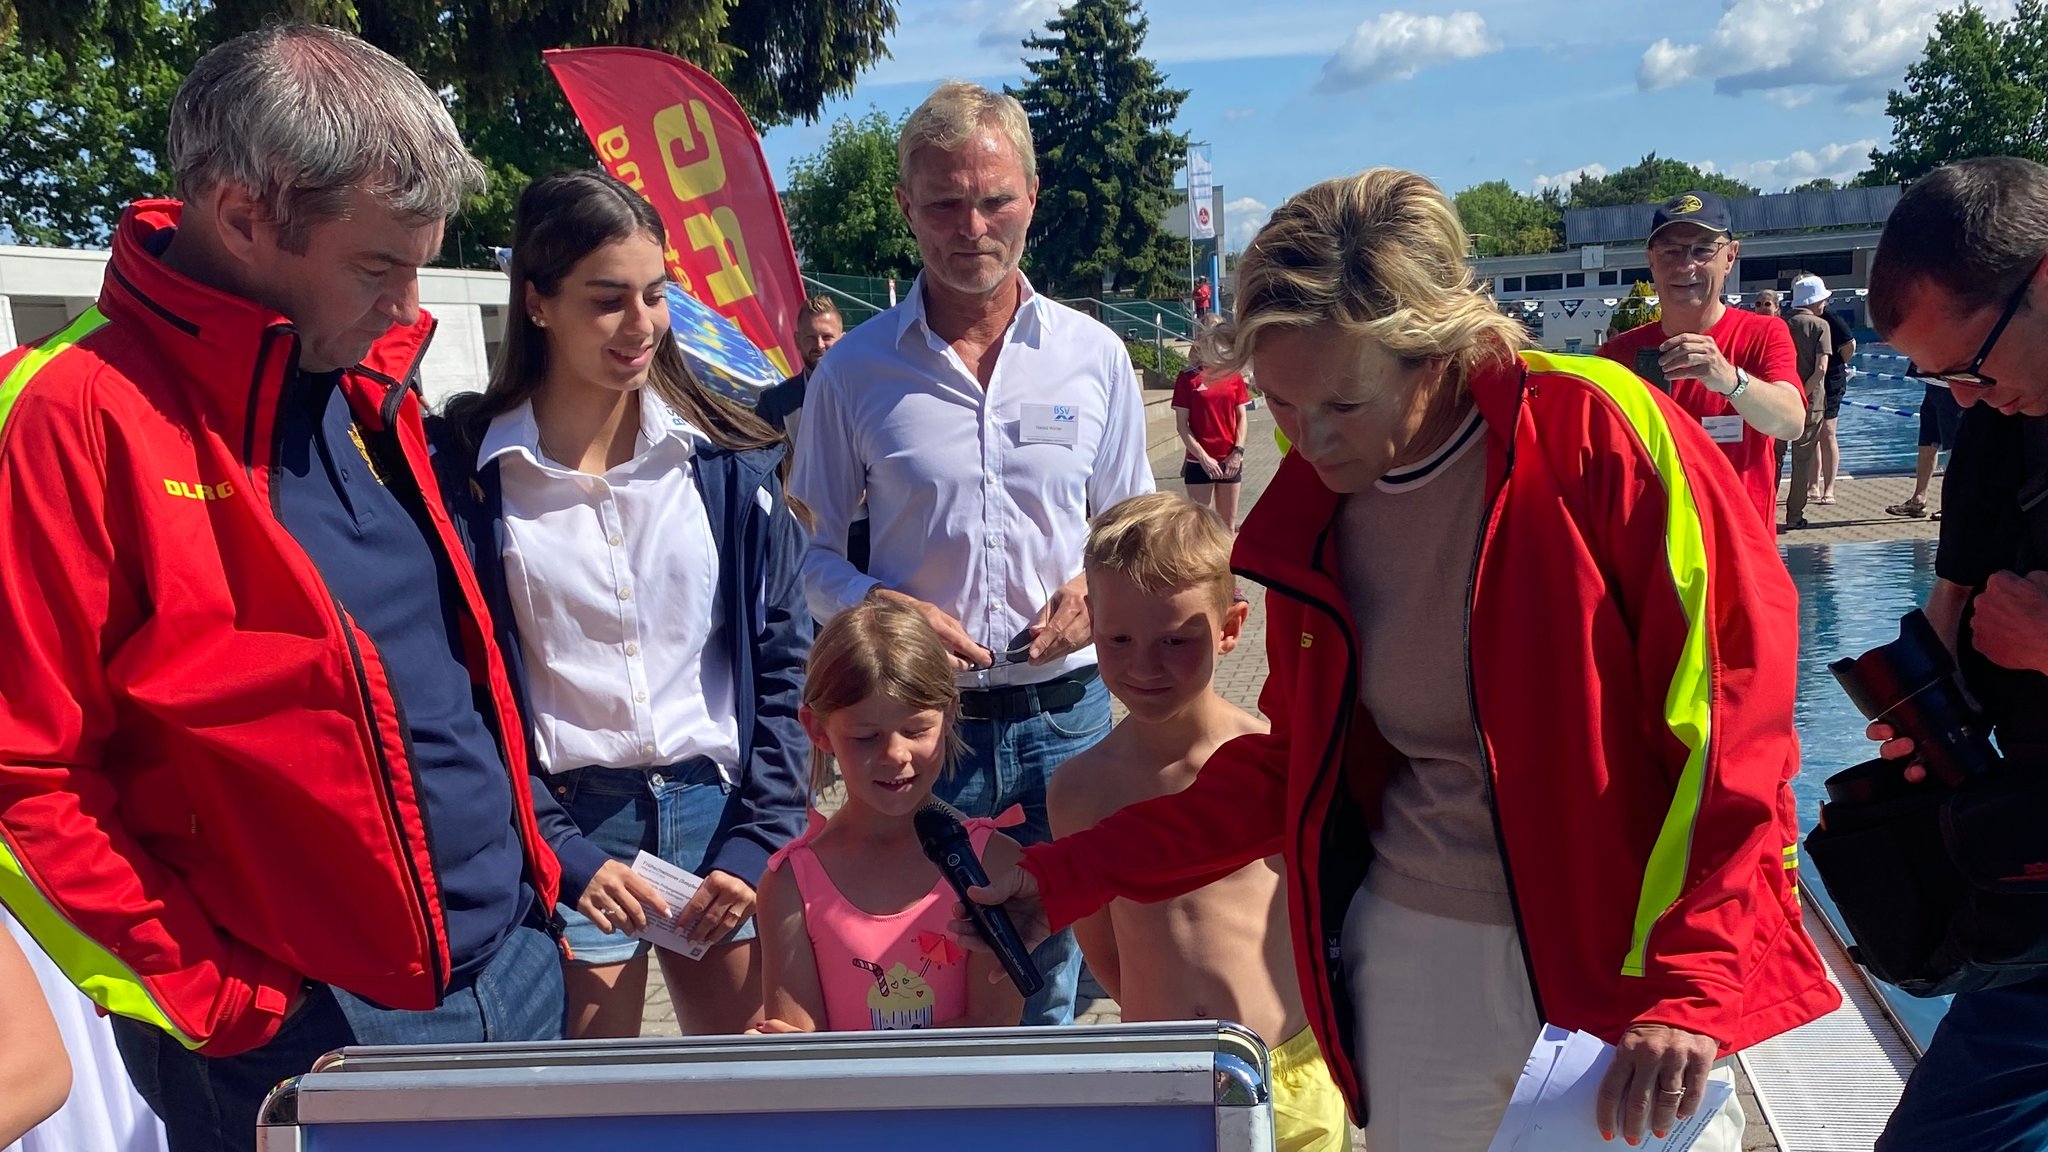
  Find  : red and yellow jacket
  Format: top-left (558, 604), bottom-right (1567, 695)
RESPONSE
top-left (1025, 348), bottom-right (1840, 1123)
top-left (0, 202), bottom-right (560, 1056)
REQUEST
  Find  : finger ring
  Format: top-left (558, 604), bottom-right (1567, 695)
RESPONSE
top-left (1661, 1088), bottom-right (1688, 1096)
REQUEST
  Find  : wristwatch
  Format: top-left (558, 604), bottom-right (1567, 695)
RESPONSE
top-left (1727, 367), bottom-right (1750, 400)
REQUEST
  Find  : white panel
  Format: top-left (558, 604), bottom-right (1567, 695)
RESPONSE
top-left (0, 296), bottom-right (16, 352)
top-left (418, 303), bottom-right (489, 409)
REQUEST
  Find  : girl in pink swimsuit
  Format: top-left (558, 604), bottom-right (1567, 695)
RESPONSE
top-left (753, 599), bottom-right (1025, 1032)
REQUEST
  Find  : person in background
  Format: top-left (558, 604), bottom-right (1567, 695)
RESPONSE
top-left (960, 169), bottom-right (1836, 1152)
top-left (790, 80), bottom-right (1154, 1027)
top-left (1173, 328), bottom-right (1253, 530)
top-left (1194, 274), bottom-right (1213, 318)
top-left (1600, 191), bottom-right (1806, 536)
top-left (755, 295), bottom-right (866, 569)
top-left (1812, 278), bottom-right (1859, 506)
top-left (1887, 369), bottom-right (1965, 520)
top-left (1781, 276), bottom-right (1836, 531)
top-left (437, 170), bottom-right (810, 1039)
top-left (1861, 155), bottom-right (2048, 1150)
top-left (0, 929), bottom-right (70, 1147)
top-left (752, 598), bottom-right (1023, 1034)
top-left (1753, 289), bottom-right (1783, 319)
top-left (1050, 493), bottom-right (1348, 1152)
top-left (754, 295), bottom-right (845, 448)
top-left (0, 26), bottom-right (564, 1150)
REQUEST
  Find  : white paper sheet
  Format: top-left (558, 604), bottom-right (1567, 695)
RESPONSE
top-left (1486, 1026), bottom-right (1734, 1152)
top-left (628, 850), bottom-right (710, 961)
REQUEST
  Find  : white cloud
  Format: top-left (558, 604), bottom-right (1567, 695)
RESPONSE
top-left (973, 0), bottom-right (1062, 49)
top-left (1637, 0), bottom-right (2015, 102)
top-left (1225, 196), bottom-right (1272, 254)
top-left (1533, 163), bottom-right (1606, 192)
top-left (1317, 11), bottom-right (1502, 92)
top-left (1722, 139), bottom-right (1881, 189)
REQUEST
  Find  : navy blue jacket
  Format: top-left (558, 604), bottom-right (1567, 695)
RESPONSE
top-left (431, 414), bottom-right (812, 905)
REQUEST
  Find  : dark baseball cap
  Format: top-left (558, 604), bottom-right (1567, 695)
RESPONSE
top-left (1650, 190), bottom-right (1733, 240)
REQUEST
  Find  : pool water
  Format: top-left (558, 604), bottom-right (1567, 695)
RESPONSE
top-left (1832, 361), bottom-right (1928, 478)
top-left (1785, 538), bottom-right (1940, 822)
top-left (1784, 538), bottom-right (1950, 1048)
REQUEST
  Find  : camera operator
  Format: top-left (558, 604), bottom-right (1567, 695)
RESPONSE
top-left (1862, 155), bottom-right (2048, 1150)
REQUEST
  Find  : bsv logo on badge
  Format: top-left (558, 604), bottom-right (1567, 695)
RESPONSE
top-left (1053, 405), bottom-right (1075, 422)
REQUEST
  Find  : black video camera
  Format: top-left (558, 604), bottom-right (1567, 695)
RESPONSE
top-left (1805, 610), bottom-right (2048, 997)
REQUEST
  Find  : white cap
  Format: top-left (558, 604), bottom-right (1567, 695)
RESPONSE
top-left (1790, 275), bottom-right (1832, 309)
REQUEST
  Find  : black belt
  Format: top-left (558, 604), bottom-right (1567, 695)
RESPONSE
top-left (958, 667), bottom-right (1099, 722)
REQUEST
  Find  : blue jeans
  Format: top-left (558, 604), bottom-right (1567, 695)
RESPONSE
top-left (551, 760), bottom-right (758, 965)
top-left (1879, 973), bottom-right (2048, 1151)
top-left (112, 924), bottom-right (563, 1152)
top-left (938, 673), bottom-right (1112, 1026)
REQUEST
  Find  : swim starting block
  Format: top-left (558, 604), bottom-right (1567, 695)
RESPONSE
top-left (256, 1021), bottom-right (1276, 1151)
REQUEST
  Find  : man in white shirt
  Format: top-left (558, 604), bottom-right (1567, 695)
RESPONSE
top-left (791, 80), bottom-right (1154, 1026)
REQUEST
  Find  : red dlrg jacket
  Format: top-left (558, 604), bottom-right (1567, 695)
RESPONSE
top-left (0, 202), bottom-right (560, 1056)
top-left (1024, 349), bottom-right (1840, 1123)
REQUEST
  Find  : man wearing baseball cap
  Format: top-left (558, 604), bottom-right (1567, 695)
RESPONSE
top-left (1600, 191), bottom-right (1807, 535)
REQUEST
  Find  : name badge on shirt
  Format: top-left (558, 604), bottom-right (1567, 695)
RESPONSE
top-left (1020, 403), bottom-right (1080, 447)
top-left (1702, 414), bottom-right (1746, 444)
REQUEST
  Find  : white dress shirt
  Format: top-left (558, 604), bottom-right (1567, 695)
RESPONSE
top-left (480, 388), bottom-right (741, 775)
top-left (791, 274), bottom-right (1155, 688)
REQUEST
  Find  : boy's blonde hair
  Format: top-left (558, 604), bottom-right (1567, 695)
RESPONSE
top-left (803, 597), bottom-right (964, 799)
top-left (1084, 494), bottom-right (1237, 613)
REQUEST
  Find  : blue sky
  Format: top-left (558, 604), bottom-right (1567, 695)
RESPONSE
top-left (755, 0), bottom-right (2012, 252)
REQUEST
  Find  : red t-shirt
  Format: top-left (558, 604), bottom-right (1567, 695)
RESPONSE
top-left (1172, 368), bottom-right (1250, 461)
top-left (1598, 308), bottom-right (1801, 535)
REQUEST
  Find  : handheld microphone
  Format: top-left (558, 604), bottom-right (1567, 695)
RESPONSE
top-left (913, 799), bottom-right (1045, 998)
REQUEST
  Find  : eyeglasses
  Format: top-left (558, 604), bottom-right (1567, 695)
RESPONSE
top-left (1907, 255), bottom-right (2046, 391)
top-left (1647, 239), bottom-right (1731, 266)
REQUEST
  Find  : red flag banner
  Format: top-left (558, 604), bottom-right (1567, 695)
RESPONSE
top-left (544, 46), bottom-right (804, 378)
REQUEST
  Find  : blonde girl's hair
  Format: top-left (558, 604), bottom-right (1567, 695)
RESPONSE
top-left (803, 597), bottom-right (965, 801)
top-left (1085, 494), bottom-right (1236, 614)
top-left (1202, 168), bottom-right (1529, 393)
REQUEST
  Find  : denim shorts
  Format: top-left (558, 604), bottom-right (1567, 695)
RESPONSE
top-left (549, 759), bottom-right (758, 965)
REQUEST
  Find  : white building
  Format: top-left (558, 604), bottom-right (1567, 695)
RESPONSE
top-left (0, 245), bottom-right (509, 406)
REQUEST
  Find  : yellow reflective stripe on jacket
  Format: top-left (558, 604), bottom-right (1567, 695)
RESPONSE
top-left (0, 839), bottom-right (200, 1048)
top-left (0, 308), bottom-right (109, 435)
top-left (0, 307), bottom-right (199, 1048)
top-left (1520, 349), bottom-right (1715, 978)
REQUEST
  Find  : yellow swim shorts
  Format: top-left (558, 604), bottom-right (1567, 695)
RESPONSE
top-left (1271, 1027), bottom-right (1350, 1152)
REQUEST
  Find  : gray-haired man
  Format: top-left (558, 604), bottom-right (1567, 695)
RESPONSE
top-left (0, 24), bottom-right (563, 1150)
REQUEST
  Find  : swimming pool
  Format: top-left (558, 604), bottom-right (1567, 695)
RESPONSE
top-left (1785, 538), bottom-right (1949, 1048)
top-left (1834, 347), bottom-right (1931, 478)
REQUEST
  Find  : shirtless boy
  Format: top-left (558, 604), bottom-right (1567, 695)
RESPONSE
top-left (1050, 493), bottom-right (1348, 1152)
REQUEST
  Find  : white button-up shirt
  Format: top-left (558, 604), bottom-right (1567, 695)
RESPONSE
top-left (480, 389), bottom-right (740, 775)
top-left (792, 274), bottom-right (1155, 688)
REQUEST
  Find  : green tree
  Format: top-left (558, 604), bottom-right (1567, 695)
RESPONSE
top-left (1609, 279), bottom-right (1660, 334)
top-left (1565, 153), bottom-right (1758, 208)
top-left (1789, 177), bottom-right (1839, 193)
top-left (1009, 0), bottom-right (1188, 299)
top-left (0, 0), bottom-right (900, 263)
top-left (1865, 0), bottom-right (2048, 184)
top-left (1454, 180), bottom-right (1563, 256)
top-left (0, 2), bottom-right (197, 245)
top-left (784, 109), bottom-right (919, 278)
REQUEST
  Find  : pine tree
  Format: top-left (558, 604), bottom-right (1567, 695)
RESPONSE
top-left (1008, 0), bottom-right (1188, 299)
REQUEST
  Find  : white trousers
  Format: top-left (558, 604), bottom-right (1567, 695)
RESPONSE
top-left (1342, 885), bottom-right (1744, 1152)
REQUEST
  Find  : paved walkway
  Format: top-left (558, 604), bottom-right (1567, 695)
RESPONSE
top-left (641, 389), bottom-right (1932, 1147)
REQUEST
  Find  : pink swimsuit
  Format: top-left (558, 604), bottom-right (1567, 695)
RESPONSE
top-left (766, 811), bottom-right (1007, 1031)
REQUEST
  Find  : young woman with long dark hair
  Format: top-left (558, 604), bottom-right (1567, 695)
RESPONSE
top-left (437, 169), bottom-right (809, 1037)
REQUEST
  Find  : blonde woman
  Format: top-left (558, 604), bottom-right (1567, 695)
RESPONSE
top-left (965, 169), bottom-right (1839, 1151)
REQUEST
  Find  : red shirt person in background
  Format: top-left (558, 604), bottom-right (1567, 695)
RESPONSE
top-left (1172, 346), bottom-right (1251, 529)
top-left (1599, 191), bottom-right (1806, 535)
top-left (1193, 276), bottom-right (1213, 317)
